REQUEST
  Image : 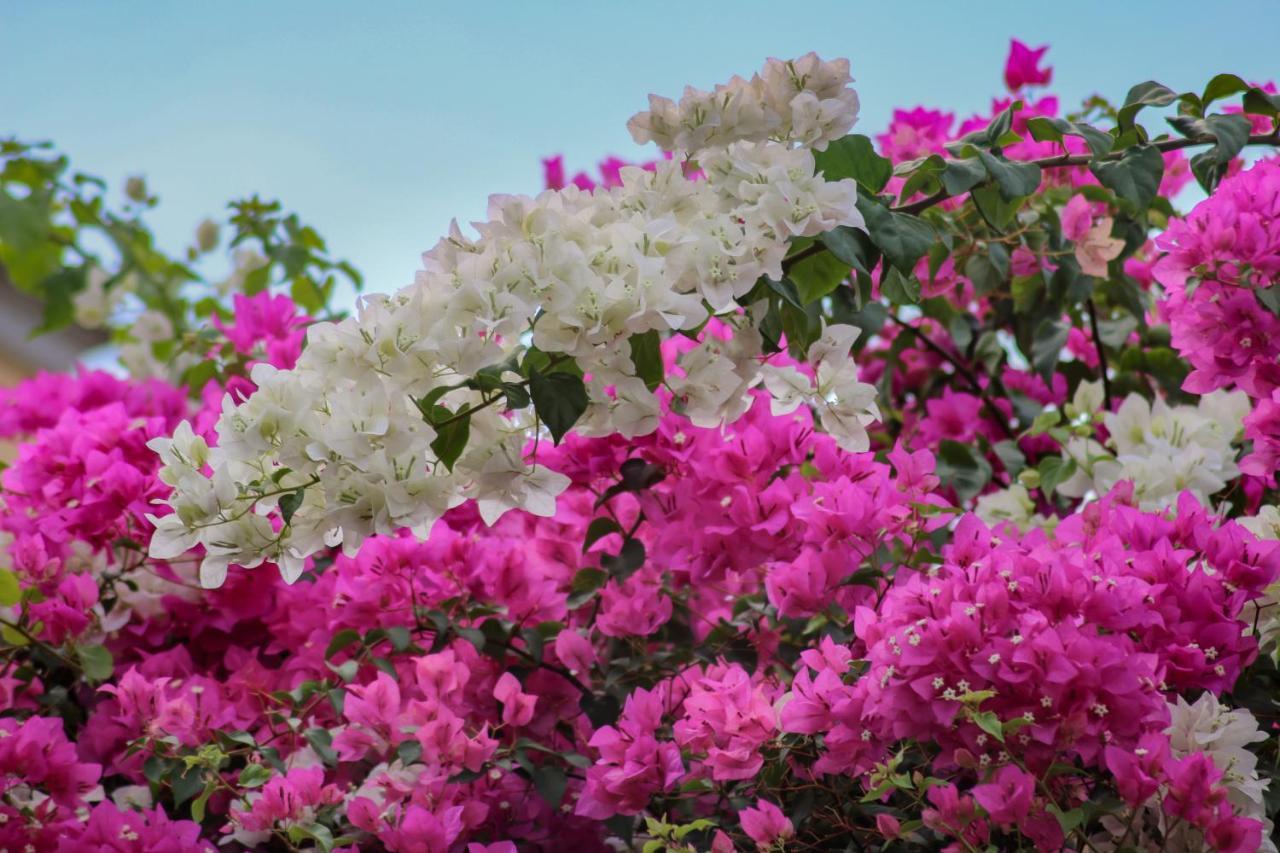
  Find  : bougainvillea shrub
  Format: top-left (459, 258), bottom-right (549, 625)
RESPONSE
top-left (2, 40), bottom-right (1280, 851)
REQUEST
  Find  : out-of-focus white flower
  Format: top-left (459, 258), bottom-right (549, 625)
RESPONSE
top-left (1057, 390), bottom-right (1247, 511)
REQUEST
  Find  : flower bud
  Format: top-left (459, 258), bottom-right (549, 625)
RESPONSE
top-left (1018, 469), bottom-right (1041, 490)
top-left (124, 175), bottom-right (147, 202)
top-left (195, 218), bottom-right (220, 253)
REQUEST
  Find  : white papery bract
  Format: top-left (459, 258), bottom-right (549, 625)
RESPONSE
top-left (627, 53), bottom-right (860, 154)
top-left (149, 56), bottom-right (876, 586)
top-left (1057, 389), bottom-right (1249, 511)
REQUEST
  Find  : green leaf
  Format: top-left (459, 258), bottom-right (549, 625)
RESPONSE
top-left (1048, 804), bottom-right (1086, 835)
top-left (305, 728), bottom-right (339, 766)
top-left (1037, 455), bottom-right (1077, 496)
top-left (789, 250), bottom-right (849, 304)
top-left (397, 739), bottom-right (423, 765)
top-left (1031, 317), bottom-right (1071, 379)
top-left (941, 158), bottom-right (988, 196)
top-left (955, 100), bottom-right (1021, 149)
top-left (973, 331), bottom-right (1004, 373)
top-left (278, 489), bottom-right (304, 526)
top-left (190, 781), bottom-right (215, 823)
top-left (1186, 113), bottom-right (1253, 193)
top-left (425, 404), bottom-right (470, 471)
top-left (531, 765), bottom-right (568, 808)
top-left (582, 517), bottom-right (622, 553)
top-left (77, 644), bottom-right (114, 682)
top-left (1256, 285), bottom-right (1280, 317)
top-left (970, 184), bottom-right (1020, 231)
top-left (1201, 74), bottom-right (1250, 109)
top-left (881, 267), bottom-right (921, 305)
top-left (936, 440), bottom-right (993, 503)
top-left (1117, 81), bottom-right (1180, 132)
top-left (567, 568), bottom-right (609, 608)
top-left (993, 440), bottom-right (1027, 476)
top-left (529, 369), bottom-right (588, 445)
top-left (965, 254), bottom-right (1003, 297)
top-left (238, 763), bottom-right (273, 788)
top-left (814, 134), bottom-right (892, 193)
top-left (325, 628), bottom-right (361, 660)
top-left (1026, 116), bottom-right (1114, 158)
top-left (386, 626), bottom-right (413, 652)
top-left (171, 766), bottom-right (205, 807)
top-left (975, 149), bottom-right (1042, 201)
top-left (1091, 145), bottom-right (1163, 210)
top-left (972, 710), bottom-right (1005, 743)
top-left (628, 331), bottom-right (664, 392)
top-left (0, 569), bottom-right (19, 607)
top-left (857, 194), bottom-right (936, 273)
top-left (819, 225), bottom-right (877, 275)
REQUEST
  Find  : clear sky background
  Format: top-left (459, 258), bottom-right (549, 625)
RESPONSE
top-left (3, 0), bottom-right (1277, 302)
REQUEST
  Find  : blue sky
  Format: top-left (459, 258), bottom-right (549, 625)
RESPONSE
top-left (3, 0), bottom-right (1276, 301)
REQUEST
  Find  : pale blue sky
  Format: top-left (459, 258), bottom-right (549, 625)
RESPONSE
top-left (3, 0), bottom-right (1276, 299)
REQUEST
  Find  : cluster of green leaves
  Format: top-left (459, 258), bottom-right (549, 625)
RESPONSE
top-left (0, 138), bottom-right (361, 387)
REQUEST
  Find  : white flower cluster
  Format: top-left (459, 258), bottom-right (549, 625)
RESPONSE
top-left (149, 55), bottom-right (879, 587)
top-left (628, 53), bottom-right (860, 154)
top-left (1058, 385), bottom-right (1249, 511)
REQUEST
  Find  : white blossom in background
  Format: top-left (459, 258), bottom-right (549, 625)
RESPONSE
top-left (975, 484), bottom-right (1054, 533)
top-left (1057, 389), bottom-right (1249, 510)
top-left (149, 55), bottom-right (878, 587)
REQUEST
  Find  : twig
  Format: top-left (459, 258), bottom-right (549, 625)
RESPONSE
top-left (887, 314), bottom-right (1016, 442)
top-left (1086, 298), bottom-right (1114, 410)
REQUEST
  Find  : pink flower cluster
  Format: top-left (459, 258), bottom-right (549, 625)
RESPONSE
top-left (1157, 157), bottom-right (1280, 476)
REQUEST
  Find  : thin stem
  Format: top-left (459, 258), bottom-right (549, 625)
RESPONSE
top-left (1086, 298), bottom-right (1114, 410)
top-left (887, 314), bottom-right (1016, 442)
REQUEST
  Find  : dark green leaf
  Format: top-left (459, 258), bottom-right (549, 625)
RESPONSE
top-left (857, 194), bottom-right (936, 273)
top-left (238, 763), bottom-right (273, 788)
top-left (1256, 285), bottom-right (1280, 317)
top-left (881, 267), bottom-right (921, 305)
top-left (789, 251), bottom-right (849, 304)
top-left (325, 628), bottom-right (361, 660)
top-left (529, 369), bottom-right (588, 445)
top-left (1031, 317), bottom-right (1071, 379)
top-left (1026, 116), bottom-right (1114, 158)
top-left (1037, 456), bottom-right (1077, 496)
top-left (1117, 81), bottom-right (1180, 132)
top-left (814, 134), bottom-right (892, 193)
top-left (941, 158), bottom-right (988, 196)
top-left (532, 765), bottom-right (568, 808)
top-left (426, 404), bottom-right (470, 471)
top-left (171, 767), bottom-right (205, 807)
top-left (818, 225), bottom-right (878, 275)
top-left (1201, 74), bottom-right (1249, 109)
top-left (935, 441), bottom-right (993, 503)
top-left (976, 149), bottom-right (1042, 201)
top-left (567, 568), bottom-right (608, 608)
top-left (970, 184), bottom-right (1020, 231)
top-left (582, 517), bottom-right (622, 553)
top-left (304, 728), bottom-right (339, 765)
top-left (1091, 145), bottom-right (1163, 210)
top-left (628, 331), bottom-right (664, 392)
top-left (278, 489), bottom-right (304, 526)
